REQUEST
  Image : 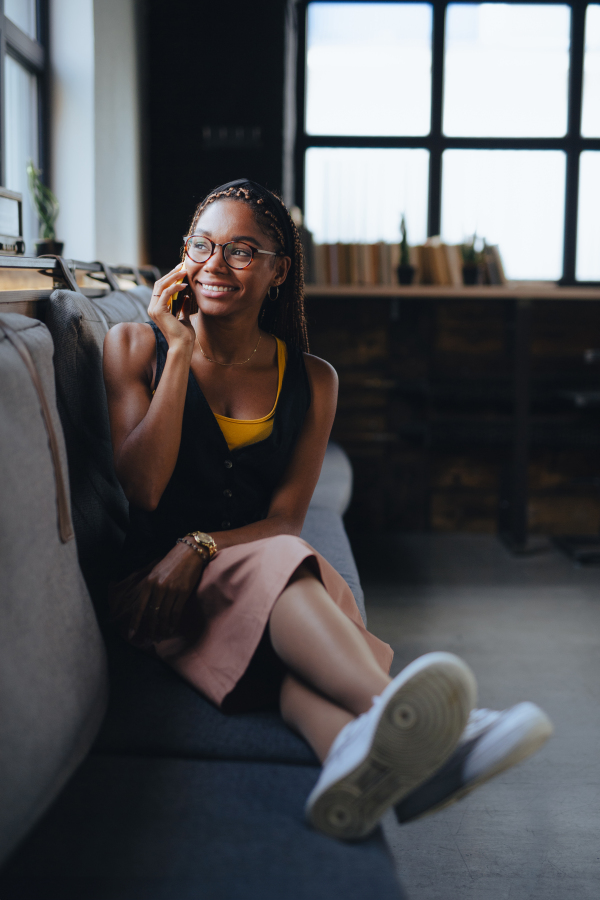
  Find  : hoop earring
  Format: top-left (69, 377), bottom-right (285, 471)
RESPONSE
top-left (268, 285), bottom-right (279, 301)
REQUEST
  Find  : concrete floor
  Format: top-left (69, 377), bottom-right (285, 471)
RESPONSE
top-left (356, 534), bottom-right (600, 900)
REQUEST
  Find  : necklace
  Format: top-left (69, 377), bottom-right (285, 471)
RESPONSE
top-left (195, 328), bottom-right (262, 366)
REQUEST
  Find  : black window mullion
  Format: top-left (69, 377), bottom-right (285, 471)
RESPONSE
top-left (428, 0), bottom-right (446, 237)
top-left (561, 1), bottom-right (586, 285)
top-left (36, 0), bottom-right (49, 180)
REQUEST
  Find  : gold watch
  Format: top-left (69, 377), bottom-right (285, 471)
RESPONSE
top-left (187, 531), bottom-right (218, 560)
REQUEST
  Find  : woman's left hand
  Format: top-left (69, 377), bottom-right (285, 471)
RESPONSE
top-left (124, 542), bottom-right (208, 643)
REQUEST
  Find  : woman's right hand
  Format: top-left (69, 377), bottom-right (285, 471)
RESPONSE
top-left (148, 264), bottom-right (196, 353)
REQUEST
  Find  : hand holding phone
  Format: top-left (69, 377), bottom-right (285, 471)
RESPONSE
top-left (169, 269), bottom-right (198, 318)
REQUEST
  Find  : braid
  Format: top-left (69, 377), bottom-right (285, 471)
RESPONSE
top-left (187, 185), bottom-right (309, 352)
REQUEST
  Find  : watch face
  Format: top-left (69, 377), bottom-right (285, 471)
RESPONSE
top-left (191, 532), bottom-right (216, 555)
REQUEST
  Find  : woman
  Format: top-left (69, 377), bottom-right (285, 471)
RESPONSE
top-left (103, 179), bottom-right (551, 840)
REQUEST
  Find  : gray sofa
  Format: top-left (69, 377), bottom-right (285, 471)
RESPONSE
top-left (0, 290), bottom-right (404, 899)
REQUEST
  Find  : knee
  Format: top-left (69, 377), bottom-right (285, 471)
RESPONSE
top-left (287, 560), bottom-right (318, 587)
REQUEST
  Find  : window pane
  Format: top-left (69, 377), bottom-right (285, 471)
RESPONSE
top-left (441, 150), bottom-right (566, 280)
top-left (576, 153), bottom-right (600, 280)
top-left (444, 4), bottom-right (570, 137)
top-left (5, 0), bottom-right (37, 40)
top-left (5, 54), bottom-right (39, 253)
top-left (305, 148), bottom-right (429, 243)
top-left (582, 5), bottom-right (600, 137)
top-left (306, 2), bottom-right (432, 136)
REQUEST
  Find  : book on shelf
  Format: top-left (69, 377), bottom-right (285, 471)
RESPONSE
top-left (310, 241), bottom-right (506, 287)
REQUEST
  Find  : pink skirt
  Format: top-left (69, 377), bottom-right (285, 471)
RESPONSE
top-left (111, 534), bottom-right (393, 708)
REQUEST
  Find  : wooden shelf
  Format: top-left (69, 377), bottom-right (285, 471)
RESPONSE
top-left (305, 283), bottom-right (600, 301)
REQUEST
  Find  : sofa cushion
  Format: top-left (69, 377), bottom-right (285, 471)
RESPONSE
top-left (0, 755), bottom-right (405, 900)
top-left (301, 505), bottom-right (366, 623)
top-left (93, 635), bottom-right (318, 765)
top-left (91, 285), bottom-right (151, 327)
top-left (44, 288), bottom-right (149, 605)
top-left (308, 440), bottom-right (353, 515)
top-left (0, 313), bottom-right (107, 867)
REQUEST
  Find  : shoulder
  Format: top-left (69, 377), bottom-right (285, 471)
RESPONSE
top-left (303, 352), bottom-right (338, 394)
top-left (104, 321), bottom-right (155, 359)
top-left (103, 322), bottom-right (156, 380)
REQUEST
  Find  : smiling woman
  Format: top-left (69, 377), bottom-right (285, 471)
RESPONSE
top-left (101, 179), bottom-right (550, 842)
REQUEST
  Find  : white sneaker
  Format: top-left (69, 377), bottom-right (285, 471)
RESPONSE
top-left (305, 652), bottom-right (477, 840)
top-left (394, 701), bottom-right (553, 823)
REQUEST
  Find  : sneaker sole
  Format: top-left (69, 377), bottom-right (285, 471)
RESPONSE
top-left (406, 706), bottom-right (553, 822)
top-left (307, 653), bottom-right (477, 840)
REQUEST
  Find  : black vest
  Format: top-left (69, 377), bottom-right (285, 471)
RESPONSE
top-left (120, 323), bottom-right (311, 577)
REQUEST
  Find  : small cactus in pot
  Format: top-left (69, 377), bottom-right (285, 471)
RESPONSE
top-left (397, 214), bottom-right (415, 285)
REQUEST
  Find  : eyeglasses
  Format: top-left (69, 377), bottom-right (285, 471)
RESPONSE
top-left (184, 235), bottom-right (279, 270)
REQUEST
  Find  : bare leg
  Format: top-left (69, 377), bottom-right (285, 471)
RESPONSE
top-left (269, 564), bottom-right (390, 717)
top-left (280, 673), bottom-right (355, 762)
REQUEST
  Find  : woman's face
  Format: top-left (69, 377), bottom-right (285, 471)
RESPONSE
top-left (184, 199), bottom-right (291, 322)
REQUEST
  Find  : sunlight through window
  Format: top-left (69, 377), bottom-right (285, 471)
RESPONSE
top-left (444, 3), bottom-right (570, 137)
top-left (306, 2), bottom-right (432, 137)
top-left (441, 150), bottom-right (566, 280)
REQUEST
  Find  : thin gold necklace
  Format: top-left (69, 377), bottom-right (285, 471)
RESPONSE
top-left (195, 327), bottom-right (261, 366)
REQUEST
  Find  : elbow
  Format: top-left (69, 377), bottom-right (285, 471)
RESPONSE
top-left (120, 474), bottom-right (163, 512)
top-left (127, 485), bottom-right (162, 512)
top-left (115, 452), bottom-right (166, 512)
top-left (134, 493), bottom-right (161, 513)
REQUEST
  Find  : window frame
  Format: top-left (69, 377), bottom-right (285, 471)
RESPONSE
top-left (294, 0), bottom-right (600, 285)
top-left (0, 0), bottom-right (48, 195)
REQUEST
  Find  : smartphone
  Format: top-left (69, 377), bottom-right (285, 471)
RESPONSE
top-left (169, 273), bottom-right (198, 318)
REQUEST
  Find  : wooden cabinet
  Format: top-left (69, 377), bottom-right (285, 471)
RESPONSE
top-left (305, 285), bottom-right (600, 544)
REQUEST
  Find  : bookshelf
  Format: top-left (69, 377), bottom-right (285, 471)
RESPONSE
top-left (304, 284), bottom-right (600, 553)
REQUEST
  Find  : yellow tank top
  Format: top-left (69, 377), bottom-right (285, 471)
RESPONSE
top-left (214, 336), bottom-right (287, 452)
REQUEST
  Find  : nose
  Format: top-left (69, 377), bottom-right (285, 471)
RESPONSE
top-left (202, 242), bottom-right (228, 272)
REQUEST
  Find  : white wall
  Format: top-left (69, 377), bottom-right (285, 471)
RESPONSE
top-left (50, 0), bottom-right (142, 264)
top-left (93, 0), bottom-right (141, 265)
top-left (50, 0), bottom-right (96, 260)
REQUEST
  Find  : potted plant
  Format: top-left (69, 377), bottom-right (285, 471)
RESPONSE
top-left (27, 160), bottom-right (63, 256)
top-left (461, 233), bottom-right (484, 285)
top-left (397, 214), bottom-right (415, 285)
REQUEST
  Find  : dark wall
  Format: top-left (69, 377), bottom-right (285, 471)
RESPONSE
top-left (143, 0), bottom-right (287, 270)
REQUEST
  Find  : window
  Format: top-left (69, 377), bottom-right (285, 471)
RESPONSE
top-left (297, 1), bottom-right (600, 283)
top-left (1, 0), bottom-right (47, 254)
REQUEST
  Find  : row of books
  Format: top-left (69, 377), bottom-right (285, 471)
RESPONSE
top-left (311, 239), bottom-right (507, 286)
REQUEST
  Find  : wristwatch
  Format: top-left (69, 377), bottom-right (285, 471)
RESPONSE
top-left (187, 531), bottom-right (218, 560)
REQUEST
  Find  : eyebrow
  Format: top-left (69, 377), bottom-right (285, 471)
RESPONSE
top-left (193, 229), bottom-right (264, 248)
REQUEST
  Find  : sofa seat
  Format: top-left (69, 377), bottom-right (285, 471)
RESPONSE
top-left (1, 755), bottom-right (403, 900)
top-left (93, 635), bottom-right (318, 765)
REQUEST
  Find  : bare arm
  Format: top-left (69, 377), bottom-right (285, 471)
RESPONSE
top-left (103, 265), bottom-right (196, 510)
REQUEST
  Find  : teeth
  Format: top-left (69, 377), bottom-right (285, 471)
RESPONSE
top-left (202, 284), bottom-right (234, 293)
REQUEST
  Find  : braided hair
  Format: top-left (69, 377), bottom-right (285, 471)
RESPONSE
top-left (187, 180), bottom-right (309, 352)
